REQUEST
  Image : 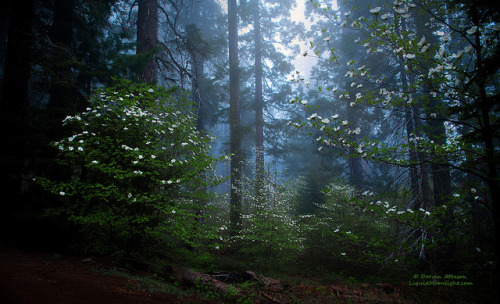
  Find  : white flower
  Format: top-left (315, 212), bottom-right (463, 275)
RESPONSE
top-left (301, 99), bottom-right (308, 105)
top-left (440, 35), bottom-right (451, 42)
top-left (370, 7), bottom-right (381, 14)
top-left (404, 53), bottom-right (416, 59)
top-left (78, 147), bottom-right (83, 151)
top-left (324, 36), bottom-right (331, 41)
top-left (68, 147), bottom-right (74, 151)
top-left (138, 155), bottom-right (143, 159)
top-left (341, 252), bottom-right (346, 256)
top-left (381, 13), bottom-right (391, 19)
top-left (476, 247), bottom-right (481, 252)
top-left (342, 120), bottom-right (348, 126)
top-left (394, 7), bottom-right (407, 14)
top-left (417, 37), bottom-right (426, 46)
top-left (350, 102), bottom-right (356, 107)
top-left (59, 191), bottom-right (65, 196)
top-left (334, 228), bottom-right (339, 232)
top-left (172, 210), bottom-right (176, 214)
top-left (332, 114), bottom-right (339, 119)
top-left (171, 159), bottom-right (176, 163)
top-left (452, 50), bottom-right (464, 58)
top-left (322, 118), bottom-right (330, 124)
top-left (148, 88), bottom-right (154, 93)
top-left (128, 193), bottom-right (132, 198)
top-left (466, 26), bottom-right (478, 35)
top-left (471, 188), bottom-right (477, 193)
top-left (307, 113), bottom-right (319, 120)
top-left (91, 160), bottom-right (98, 164)
top-left (151, 155), bottom-right (156, 159)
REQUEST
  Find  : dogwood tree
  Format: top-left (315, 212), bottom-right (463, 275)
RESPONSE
top-left (35, 79), bottom-right (227, 258)
top-left (291, 0), bottom-right (499, 272)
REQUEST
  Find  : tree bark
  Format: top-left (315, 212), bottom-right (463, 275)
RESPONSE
top-left (346, 101), bottom-right (363, 187)
top-left (228, 0), bottom-right (242, 234)
top-left (254, 0), bottom-right (265, 200)
top-left (46, 0), bottom-right (81, 141)
top-left (0, 0), bottom-right (34, 208)
top-left (137, 0), bottom-right (158, 83)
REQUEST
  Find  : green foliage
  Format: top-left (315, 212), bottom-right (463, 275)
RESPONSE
top-left (298, 181), bottom-right (408, 275)
top-left (291, 0), bottom-right (499, 276)
top-left (35, 79), bottom-right (227, 259)
top-left (226, 167), bottom-right (304, 271)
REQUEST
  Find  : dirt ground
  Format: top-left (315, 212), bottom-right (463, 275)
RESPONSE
top-left (1, 245), bottom-right (493, 304)
top-left (0, 246), bottom-right (216, 304)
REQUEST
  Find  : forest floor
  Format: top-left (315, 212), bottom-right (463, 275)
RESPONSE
top-left (0, 245), bottom-right (493, 304)
top-left (0, 246), bottom-right (216, 304)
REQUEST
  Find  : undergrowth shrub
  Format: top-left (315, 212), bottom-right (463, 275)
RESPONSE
top-left (35, 79), bottom-right (226, 260)
top-left (226, 166), bottom-right (304, 272)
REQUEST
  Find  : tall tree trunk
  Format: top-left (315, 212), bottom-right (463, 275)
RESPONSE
top-left (254, 0), bottom-right (265, 200)
top-left (475, 24), bottom-right (500, 288)
top-left (405, 107), bottom-right (421, 207)
top-left (46, 0), bottom-right (79, 141)
top-left (0, 0), bottom-right (34, 213)
top-left (397, 15), bottom-right (421, 208)
top-left (190, 37), bottom-right (206, 131)
top-left (228, 0), bottom-right (242, 234)
top-left (346, 102), bottom-right (363, 187)
top-left (137, 0), bottom-right (158, 83)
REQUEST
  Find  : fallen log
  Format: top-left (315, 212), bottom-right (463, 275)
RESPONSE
top-left (261, 291), bottom-right (284, 304)
top-left (180, 269), bottom-right (284, 303)
top-left (181, 269), bottom-right (241, 295)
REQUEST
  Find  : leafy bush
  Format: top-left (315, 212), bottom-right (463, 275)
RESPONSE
top-left (35, 79), bottom-right (226, 259)
top-left (298, 181), bottom-right (411, 277)
top-left (229, 168), bottom-right (304, 271)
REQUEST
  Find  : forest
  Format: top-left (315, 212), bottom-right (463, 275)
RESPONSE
top-left (0, 0), bottom-right (499, 303)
